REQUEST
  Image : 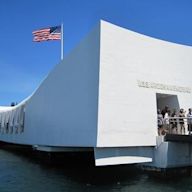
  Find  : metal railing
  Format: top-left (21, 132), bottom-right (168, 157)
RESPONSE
top-left (158, 117), bottom-right (192, 135)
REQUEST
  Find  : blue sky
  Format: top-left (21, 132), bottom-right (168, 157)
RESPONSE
top-left (0, 0), bottom-right (192, 105)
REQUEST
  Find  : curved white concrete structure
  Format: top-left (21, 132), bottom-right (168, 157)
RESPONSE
top-left (1, 20), bottom-right (192, 167)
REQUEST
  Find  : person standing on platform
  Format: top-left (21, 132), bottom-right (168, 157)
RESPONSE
top-left (187, 108), bottom-right (192, 135)
top-left (171, 109), bottom-right (177, 134)
top-left (161, 105), bottom-right (169, 118)
top-left (179, 108), bottom-right (186, 135)
top-left (157, 109), bottom-right (163, 135)
top-left (164, 109), bottom-right (171, 133)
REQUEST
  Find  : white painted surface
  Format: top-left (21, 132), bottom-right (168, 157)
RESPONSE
top-left (25, 24), bottom-right (100, 147)
top-left (94, 147), bottom-right (153, 166)
top-left (95, 156), bottom-right (152, 166)
top-left (97, 20), bottom-right (192, 147)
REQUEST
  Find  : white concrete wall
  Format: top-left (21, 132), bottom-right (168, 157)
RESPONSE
top-left (94, 147), bottom-right (153, 166)
top-left (0, 23), bottom-right (101, 147)
top-left (1, 20), bottom-right (192, 155)
top-left (97, 21), bottom-right (192, 147)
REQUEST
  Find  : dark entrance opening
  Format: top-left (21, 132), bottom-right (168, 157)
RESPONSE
top-left (156, 93), bottom-right (180, 112)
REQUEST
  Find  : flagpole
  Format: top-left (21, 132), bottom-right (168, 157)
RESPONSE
top-left (61, 23), bottom-right (64, 60)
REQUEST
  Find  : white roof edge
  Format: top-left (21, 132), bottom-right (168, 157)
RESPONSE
top-left (100, 19), bottom-right (192, 49)
top-left (0, 95), bottom-right (30, 112)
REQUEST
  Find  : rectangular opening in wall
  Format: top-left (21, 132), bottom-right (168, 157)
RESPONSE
top-left (156, 93), bottom-right (180, 112)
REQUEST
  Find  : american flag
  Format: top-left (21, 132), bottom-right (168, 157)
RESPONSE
top-left (32, 26), bottom-right (61, 42)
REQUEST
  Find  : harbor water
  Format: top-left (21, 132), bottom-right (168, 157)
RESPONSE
top-left (0, 149), bottom-right (192, 192)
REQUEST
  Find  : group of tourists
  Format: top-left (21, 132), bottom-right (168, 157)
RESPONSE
top-left (157, 106), bottom-right (192, 135)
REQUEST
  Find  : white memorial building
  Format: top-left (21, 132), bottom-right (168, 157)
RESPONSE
top-left (0, 20), bottom-right (192, 168)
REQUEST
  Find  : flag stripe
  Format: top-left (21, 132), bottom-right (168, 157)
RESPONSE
top-left (32, 28), bottom-right (50, 34)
